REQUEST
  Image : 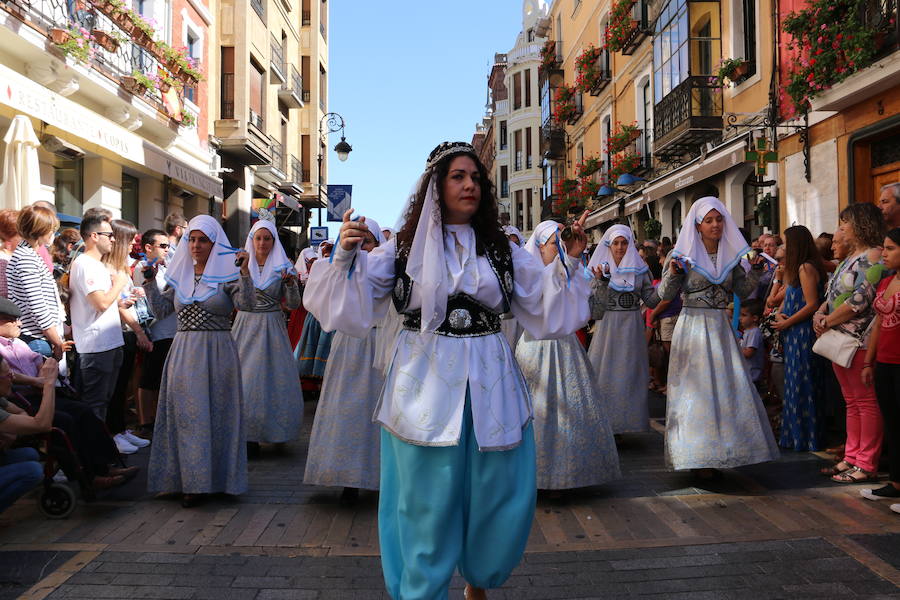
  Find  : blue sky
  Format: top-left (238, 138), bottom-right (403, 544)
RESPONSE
top-left (322, 0), bottom-right (529, 237)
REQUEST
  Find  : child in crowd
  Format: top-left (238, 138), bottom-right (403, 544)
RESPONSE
top-left (739, 299), bottom-right (766, 393)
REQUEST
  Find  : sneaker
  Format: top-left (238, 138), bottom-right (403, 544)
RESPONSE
top-left (891, 504), bottom-right (900, 515)
top-left (122, 430), bottom-right (150, 448)
top-left (113, 433), bottom-right (138, 455)
top-left (861, 485), bottom-right (900, 501)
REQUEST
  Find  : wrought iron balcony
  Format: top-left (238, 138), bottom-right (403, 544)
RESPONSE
top-left (540, 118), bottom-right (566, 160)
top-left (270, 36), bottom-right (286, 83)
top-left (278, 155), bottom-right (305, 196)
top-left (653, 76), bottom-right (723, 160)
top-left (216, 107), bottom-right (271, 164)
top-left (869, 0), bottom-right (899, 58)
top-left (278, 64), bottom-right (303, 108)
top-left (250, 0), bottom-right (264, 19)
top-left (620, 0), bottom-right (651, 55)
top-left (588, 49), bottom-right (612, 96)
top-left (301, 10), bottom-right (311, 25)
top-left (3, 0), bottom-right (178, 110)
top-left (257, 140), bottom-right (287, 183)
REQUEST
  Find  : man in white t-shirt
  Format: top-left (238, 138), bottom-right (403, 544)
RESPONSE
top-left (69, 212), bottom-right (129, 420)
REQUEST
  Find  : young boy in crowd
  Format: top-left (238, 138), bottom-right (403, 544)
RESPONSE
top-left (739, 299), bottom-right (766, 393)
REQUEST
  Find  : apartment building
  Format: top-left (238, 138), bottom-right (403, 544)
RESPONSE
top-left (0, 0), bottom-right (219, 227)
top-left (214, 0), bottom-right (327, 253)
top-left (540, 0), bottom-right (779, 243)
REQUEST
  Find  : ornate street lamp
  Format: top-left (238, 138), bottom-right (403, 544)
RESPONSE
top-left (317, 112), bottom-right (352, 225)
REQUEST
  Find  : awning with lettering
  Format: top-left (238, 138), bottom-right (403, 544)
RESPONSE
top-left (143, 143), bottom-right (223, 199)
top-left (642, 135), bottom-right (750, 203)
top-left (623, 194), bottom-right (646, 216)
top-left (585, 198), bottom-right (620, 229)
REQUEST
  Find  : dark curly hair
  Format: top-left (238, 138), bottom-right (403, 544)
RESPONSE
top-left (839, 202), bottom-right (886, 249)
top-left (395, 151), bottom-right (508, 257)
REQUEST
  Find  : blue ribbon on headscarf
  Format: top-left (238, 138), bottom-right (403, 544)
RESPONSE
top-left (554, 232), bottom-right (571, 288)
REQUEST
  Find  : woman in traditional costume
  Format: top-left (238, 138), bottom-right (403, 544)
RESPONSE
top-left (232, 219), bottom-right (303, 456)
top-left (296, 240), bottom-right (335, 380)
top-left (515, 221), bottom-right (620, 491)
top-left (586, 225), bottom-right (660, 434)
top-left (305, 142), bottom-right (591, 600)
top-left (304, 219), bottom-right (387, 500)
top-left (142, 215), bottom-right (254, 507)
top-left (658, 197), bottom-right (779, 474)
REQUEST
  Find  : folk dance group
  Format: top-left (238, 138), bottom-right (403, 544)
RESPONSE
top-left (146, 141), bottom-right (778, 599)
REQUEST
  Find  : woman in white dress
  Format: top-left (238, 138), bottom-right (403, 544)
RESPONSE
top-left (304, 141), bottom-right (591, 600)
top-left (304, 219), bottom-right (387, 500)
top-left (658, 197), bottom-right (779, 475)
top-left (586, 225), bottom-right (660, 434)
top-left (515, 221), bottom-right (620, 490)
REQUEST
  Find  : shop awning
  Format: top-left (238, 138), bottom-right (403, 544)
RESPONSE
top-left (642, 136), bottom-right (749, 202)
top-left (585, 198), bottom-right (620, 229)
top-left (143, 143), bottom-right (223, 199)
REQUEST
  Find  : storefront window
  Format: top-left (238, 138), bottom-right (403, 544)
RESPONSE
top-left (121, 174), bottom-right (139, 226)
top-left (54, 157), bottom-right (83, 216)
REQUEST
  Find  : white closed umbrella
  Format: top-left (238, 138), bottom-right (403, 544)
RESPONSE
top-left (0, 115), bottom-right (41, 210)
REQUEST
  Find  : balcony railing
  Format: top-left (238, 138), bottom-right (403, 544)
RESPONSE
top-left (290, 156), bottom-right (303, 183)
top-left (514, 151), bottom-right (522, 171)
top-left (501, 181), bottom-right (509, 198)
top-left (868, 0), bottom-right (899, 59)
top-left (653, 76), bottom-right (722, 159)
top-left (620, 0), bottom-right (650, 55)
top-left (588, 50), bottom-right (612, 96)
top-left (301, 10), bottom-right (311, 25)
top-left (270, 36), bottom-right (285, 82)
top-left (540, 122), bottom-right (566, 160)
top-left (270, 140), bottom-right (285, 173)
top-left (320, 21), bottom-right (326, 40)
top-left (278, 64), bottom-right (303, 108)
top-left (249, 109), bottom-right (264, 131)
top-left (250, 0), bottom-right (264, 19)
top-left (303, 89), bottom-right (311, 103)
top-left (302, 169), bottom-right (311, 182)
top-left (3, 0), bottom-right (176, 110)
top-left (221, 73), bottom-right (235, 118)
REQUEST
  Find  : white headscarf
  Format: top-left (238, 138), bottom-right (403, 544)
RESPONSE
top-left (164, 214), bottom-right (240, 304)
top-left (503, 225), bottom-right (525, 247)
top-left (672, 196), bottom-right (750, 284)
top-left (361, 217), bottom-right (386, 246)
top-left (587, 224), bottom-right (647, 291)
top-left (294, 247), bottom-right (317, 278)
top-left (316, 238), bottom-right (335, 259)
top-left (522, 220), bottom-right (562, 263)
top-left (244, 220), bottom-right (293, 290)
top-left (381, 227), bottom-right (396, 241)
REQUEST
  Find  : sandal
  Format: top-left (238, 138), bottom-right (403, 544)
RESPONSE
top-left (821, 460), bottom-right (854, 476)
top-left (831, 466), bottom-right (879, 484)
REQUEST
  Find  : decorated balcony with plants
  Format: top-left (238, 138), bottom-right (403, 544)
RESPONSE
top-left (575, 44), bottom-right (612, 96)
top-left (605, 0), bottom-right (650, 55)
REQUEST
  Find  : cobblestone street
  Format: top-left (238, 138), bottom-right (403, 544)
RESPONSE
top-left (2, 398), bottom-right (899, 599)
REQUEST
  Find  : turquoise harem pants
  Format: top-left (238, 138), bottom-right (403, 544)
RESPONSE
top-left (378, 399), bottom-right (536, 600)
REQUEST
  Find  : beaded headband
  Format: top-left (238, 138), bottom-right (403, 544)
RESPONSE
top-left (426, 141), bottom-right (476, 170)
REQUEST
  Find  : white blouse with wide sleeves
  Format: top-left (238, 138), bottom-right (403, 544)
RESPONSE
top-left (304, 225), bottom-right (590, 450)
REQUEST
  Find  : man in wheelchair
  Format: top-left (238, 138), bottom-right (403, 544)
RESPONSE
top-left (0, 298), bottom-right (136, 506)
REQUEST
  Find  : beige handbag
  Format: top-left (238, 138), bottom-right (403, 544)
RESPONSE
top-left (812, 329), bottom-right (859, 368)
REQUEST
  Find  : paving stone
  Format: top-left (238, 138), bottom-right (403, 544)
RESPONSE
top-left (256, 590), bottom-right (319, 600)
top-left (232, 576), bottom-right (292, 589)
top-left (189, 587), bottom-right (258, 600)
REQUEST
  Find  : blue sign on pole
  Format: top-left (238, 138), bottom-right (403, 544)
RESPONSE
top-left (326, 184), bottom-right (352, 222)
top-left (309, 226), bottom-right (329, 245)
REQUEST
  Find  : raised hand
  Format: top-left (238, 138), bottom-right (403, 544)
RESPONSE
top-left (339, 209), bottom-right (369, 251)
top-left (566, 210), bottom-right (590, 258)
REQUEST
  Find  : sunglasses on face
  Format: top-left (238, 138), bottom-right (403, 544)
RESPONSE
top-left (157, 243), bottom-right (170, 249)
top-left (95, 232), bottom-right (114, 239)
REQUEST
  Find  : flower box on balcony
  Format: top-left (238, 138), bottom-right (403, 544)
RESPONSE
top-left (91, 30), bottom-right (119, 52)
top-left (49, 28), bottom-right (71, 45)
top-left (121, 75), bottom-right (148, 96)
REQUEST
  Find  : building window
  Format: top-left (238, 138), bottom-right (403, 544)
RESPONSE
top-left (524, 69), bottom-right (532, 107)
top-left (514, 130), bottom-right (523, 171)
top-left (515, 189), bottom-right (523, 228)
top-left (121, 174), bottom-right (139, 226)
top-left (249, 60), bottom-right (264, 127)
top-left (184, 29), bottom-right (200, 104)
top-left (527, 28), bottom-right (535, 42)
top-left (319, 64), bottom-right (327, 110)
top-left (500, 120), bottom-right (508, 150)
top-left (525, 188), bottom-right (533, 230)
top-left (54, 157), bottom-right (83, 216)
top-left (653, 0), bottom-right (689, 103)
top-left (741, 0), bottom-right (757, 78)
top-left (577, 142), bottom-right (584, 166)
top-left (525, 127), bottom-right (533, 169)
top-left (641, 81), bottom-right (652, 167)
top-left (512, 72), bottom-right (522, 110)
top-left (500, 165), bottom-right (509, 198)
top-left (250, 0), bottom-right (264, 20)
top-left (221, 46), bottom-right (235, 119)
top-left (671, 200), bottom-right (682, 238)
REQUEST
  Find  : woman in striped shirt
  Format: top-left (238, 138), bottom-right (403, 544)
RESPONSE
top-left (8, 206), bottom-right (68, 359)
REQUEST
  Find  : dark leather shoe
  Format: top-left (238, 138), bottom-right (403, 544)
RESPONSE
top-left (92, 475), bottom-right (125, 490)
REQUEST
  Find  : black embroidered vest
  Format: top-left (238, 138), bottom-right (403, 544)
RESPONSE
top-left (392, 241), bottom-right (514, 337)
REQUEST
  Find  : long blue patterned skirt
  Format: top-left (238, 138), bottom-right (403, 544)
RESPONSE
top-left (516, 332), bottom-right (620, 489)
top-left (304, 328), bottom-right (383, 490)
top-left (233, 310), bottom-right (304, 443)
top-left (295, 314), bottom-right (334, 378)
top-left (779, 284), bottom-right (823, 451)
top-left (665, 307), bottom-right (780, 470)
top-left (148, 329), bottom-right (248, 495)
top-left (587, 309), bottom-right (650, 433)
